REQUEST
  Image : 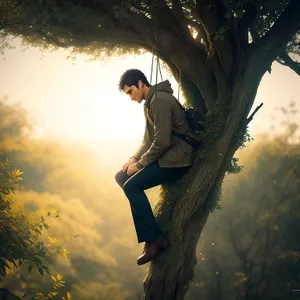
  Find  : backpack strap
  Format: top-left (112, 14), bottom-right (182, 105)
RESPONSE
top-left (145, 91), bottom-right (184, 126)
top-left (145, 106), bottom-right (155, 127)
top-left (145, 97), bottom-right (201, 148)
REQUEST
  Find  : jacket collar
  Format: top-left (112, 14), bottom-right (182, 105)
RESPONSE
top-left (144, 80), bottom-right (173, 108)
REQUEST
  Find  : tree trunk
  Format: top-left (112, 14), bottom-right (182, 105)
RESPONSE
top-left (142, 75), bottom-right (261, 300)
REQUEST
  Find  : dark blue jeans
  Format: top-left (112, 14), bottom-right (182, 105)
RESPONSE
top-left (115, 161), bottom-right (190, 244)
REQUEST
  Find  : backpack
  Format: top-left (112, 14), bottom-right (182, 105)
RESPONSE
top-left (146, 93), bottom-right (205, 149)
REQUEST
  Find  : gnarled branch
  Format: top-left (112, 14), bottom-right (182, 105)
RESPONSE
top-left (249, 0), bottom-right (300, 76)
top-left (277, 51), bottom-right (300, 76)
top-left (171, 0), bottom-right (192, 39)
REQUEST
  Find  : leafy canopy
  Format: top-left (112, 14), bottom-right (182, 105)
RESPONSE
top-left (0, 0), bottom-right (299, 72)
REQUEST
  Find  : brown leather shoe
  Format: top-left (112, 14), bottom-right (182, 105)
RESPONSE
top-left (137, 236), bottom-right (170, 266)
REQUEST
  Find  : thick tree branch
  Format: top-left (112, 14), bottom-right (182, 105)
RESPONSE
top-left (5, 0), bottom-right (217, 109)
top-left (158, 54), bottom-right (208, 116)
top-left (196, 0), bottom-right (222, 34)
top-left (195, 0), bottom-right (235, 86)
top-left (147, 0), bottom-right (189, 42)
top-left (277, 51), bottom-right (300, 76)
top-left (151, 0), bottom-right (210, 55)
top-left (116, 10), bottom-right (217, 109)
top-left (195, 0), bottom-right (219, 57)
top-left (84, 1), bottom-right (216, 109)
top-left (171, 0), bottom-right (192, 39)
top-left (249, 0), bottom-right (300, 76)
top-left (186, 19), bottom-right (209, 53)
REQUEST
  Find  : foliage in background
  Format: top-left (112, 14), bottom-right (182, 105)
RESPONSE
top-left (0, 99), bottom-right (145, 299)
top-left (0, 152), bottom-right (73, 299)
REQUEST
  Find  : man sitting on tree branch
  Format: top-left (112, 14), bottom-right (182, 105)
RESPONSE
top-left (115, 69), bottom-right (195, 265)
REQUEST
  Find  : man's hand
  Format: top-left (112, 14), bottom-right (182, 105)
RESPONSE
top-left (122, 157), bottom-right (137, 172)
top-left (127, 163), bottom-right (139, 176)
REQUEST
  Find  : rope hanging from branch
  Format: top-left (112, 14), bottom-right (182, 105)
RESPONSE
top-left (149, 1), bottom-right (182, 101)
top-left (149, 2), bottom-right (162, 85)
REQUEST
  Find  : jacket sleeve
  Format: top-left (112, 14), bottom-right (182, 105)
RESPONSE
top-left (132, 118), bottom-right (151, 161)
top-left (138, 98), bottom-right (172, 167)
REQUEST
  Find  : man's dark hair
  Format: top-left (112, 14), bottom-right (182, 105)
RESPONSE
top-left (118, 69), bottom-right (151, 91)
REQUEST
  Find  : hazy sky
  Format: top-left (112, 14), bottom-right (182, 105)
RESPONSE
top-left (0, 38), bottom-right (299, 149)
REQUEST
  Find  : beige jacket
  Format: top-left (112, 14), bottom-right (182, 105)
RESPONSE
top-left (132, 80), bottom-right (195, 168)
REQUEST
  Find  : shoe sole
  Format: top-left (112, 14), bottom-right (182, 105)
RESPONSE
top-left (137, 242), bottom-right (170, 266)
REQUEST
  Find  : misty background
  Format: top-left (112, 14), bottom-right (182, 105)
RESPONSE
top-left (0, 39), bottom-right (299, 299)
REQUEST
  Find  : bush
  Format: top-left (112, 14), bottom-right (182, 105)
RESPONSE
top-left (0, 152), bottom-right (73, 299)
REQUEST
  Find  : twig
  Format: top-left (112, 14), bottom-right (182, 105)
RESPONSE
top-left (246, 103), bottom-right (263, 125)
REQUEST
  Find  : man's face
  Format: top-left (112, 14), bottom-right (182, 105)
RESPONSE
top-left (123, 81), bottom-right (144, 103)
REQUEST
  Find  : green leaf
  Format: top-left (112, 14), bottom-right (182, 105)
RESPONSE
top-left (32, 257), bottom-right (43, 265)
top-left (42, 265), bottom-right (50, 274)
top-left (38, 267), bottom-right (44, 276)
top-left (28, 265), bottom-right (33, 274)
top-left (0, 265), bottom-right (6, 276)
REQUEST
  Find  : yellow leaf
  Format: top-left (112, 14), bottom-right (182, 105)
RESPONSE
top-left (15, 170), bottom-right (24, 176)
top-left (48, 237), bottom-right (56, 243)
top-left (56, 273), bottom-right (62, 281)
top-left (61, 249), bottom-right (70, 259)
top-left (64, 235), bottom-right (70, 242)
top-left (51, 275), bottom-right (57, 281)
top-left (48, 292), bottom-right (58, 298)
